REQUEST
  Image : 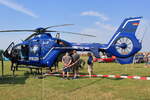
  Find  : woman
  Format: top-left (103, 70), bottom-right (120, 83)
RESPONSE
top-left (87, 53), bottom-right (93, 78)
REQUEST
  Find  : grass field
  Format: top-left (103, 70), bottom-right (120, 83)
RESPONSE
top-left (0, 58), bottom-right (150, 100)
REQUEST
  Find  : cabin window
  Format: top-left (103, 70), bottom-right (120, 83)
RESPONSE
top-left (21, 45), bottom-right (29, 60)
top-left (12, 45), bottom-right (29, 60)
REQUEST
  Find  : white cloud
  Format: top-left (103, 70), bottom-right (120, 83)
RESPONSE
top-left (79, 11), bottom-right (115, 43)
top-left (79, 22), bottom-right (116, 44)
top-left (81, 11), bottom-right (109, 21)
top-left (0, 0), bottom-right (38, 18)
top-left (95, 21), bottom-right (116, 31)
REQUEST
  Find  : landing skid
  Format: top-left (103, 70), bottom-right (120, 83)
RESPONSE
top-left (11, 63), bottom-right (44, 76)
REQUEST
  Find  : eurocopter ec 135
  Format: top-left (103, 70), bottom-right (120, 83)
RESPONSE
top-left (2, 17), bottom-right (142, 70)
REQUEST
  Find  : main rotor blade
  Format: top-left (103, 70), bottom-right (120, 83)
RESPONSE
top-left (0, 30), bottom-right (35, 32)
top-left (46, 30), bottom-right (96, 37)
top-left (45, 24), bottom-right (74, 29)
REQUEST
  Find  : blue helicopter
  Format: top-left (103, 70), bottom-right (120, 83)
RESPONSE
top-left (2, 17), bottom-right (142, 71)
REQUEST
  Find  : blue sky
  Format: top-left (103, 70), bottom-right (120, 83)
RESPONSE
top-left (0, 0), bottom-right (149, 51)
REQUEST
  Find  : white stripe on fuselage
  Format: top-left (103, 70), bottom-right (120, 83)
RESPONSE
top-left (42, 47), bottom-right (54, 59)
top-left (42, 46), bottom-right (90, 59)
top-left (72, 46), bottom-right (90, 49)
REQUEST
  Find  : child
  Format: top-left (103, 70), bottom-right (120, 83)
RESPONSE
top-left (87, 53), bottom-right (93, 78)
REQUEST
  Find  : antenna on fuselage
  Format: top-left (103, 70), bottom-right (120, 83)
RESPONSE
top-left (56, 33), bottom-right (60, 39)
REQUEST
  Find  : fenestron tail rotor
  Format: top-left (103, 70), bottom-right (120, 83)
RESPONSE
top-left (115, 37), bottom-right (133, 55)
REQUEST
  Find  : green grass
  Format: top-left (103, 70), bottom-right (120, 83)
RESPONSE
top-left (0, 59), bottom-right (150, 100)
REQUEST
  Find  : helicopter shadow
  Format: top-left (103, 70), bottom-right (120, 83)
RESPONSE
top-left (0, 72), bottom-right (30, 85)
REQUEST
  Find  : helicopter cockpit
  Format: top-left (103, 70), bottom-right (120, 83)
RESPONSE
top-left (9, 44), bottom-right (29, 61)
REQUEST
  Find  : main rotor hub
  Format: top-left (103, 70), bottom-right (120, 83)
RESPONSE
top-left (35, 28), bottom-right (46, 33)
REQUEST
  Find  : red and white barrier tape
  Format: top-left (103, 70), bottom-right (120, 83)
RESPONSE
top-left (44, 73), bottom-right (150, 80)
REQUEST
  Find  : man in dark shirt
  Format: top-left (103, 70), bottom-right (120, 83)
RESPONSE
top-left (71, 50), bottom-right (80, 79)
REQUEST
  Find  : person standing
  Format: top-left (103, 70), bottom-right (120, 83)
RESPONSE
top-left (145, 53), bottom-right (150, 68)
top-left (87, 53), bottom-right (93, 78)
top-left (71, 50), bottom-right (80, 79)
top-left (62, 52), bottom-right (72, 79)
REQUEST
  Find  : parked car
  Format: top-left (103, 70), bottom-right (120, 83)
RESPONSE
top-left (134, 54), bottom-right (145, 63)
